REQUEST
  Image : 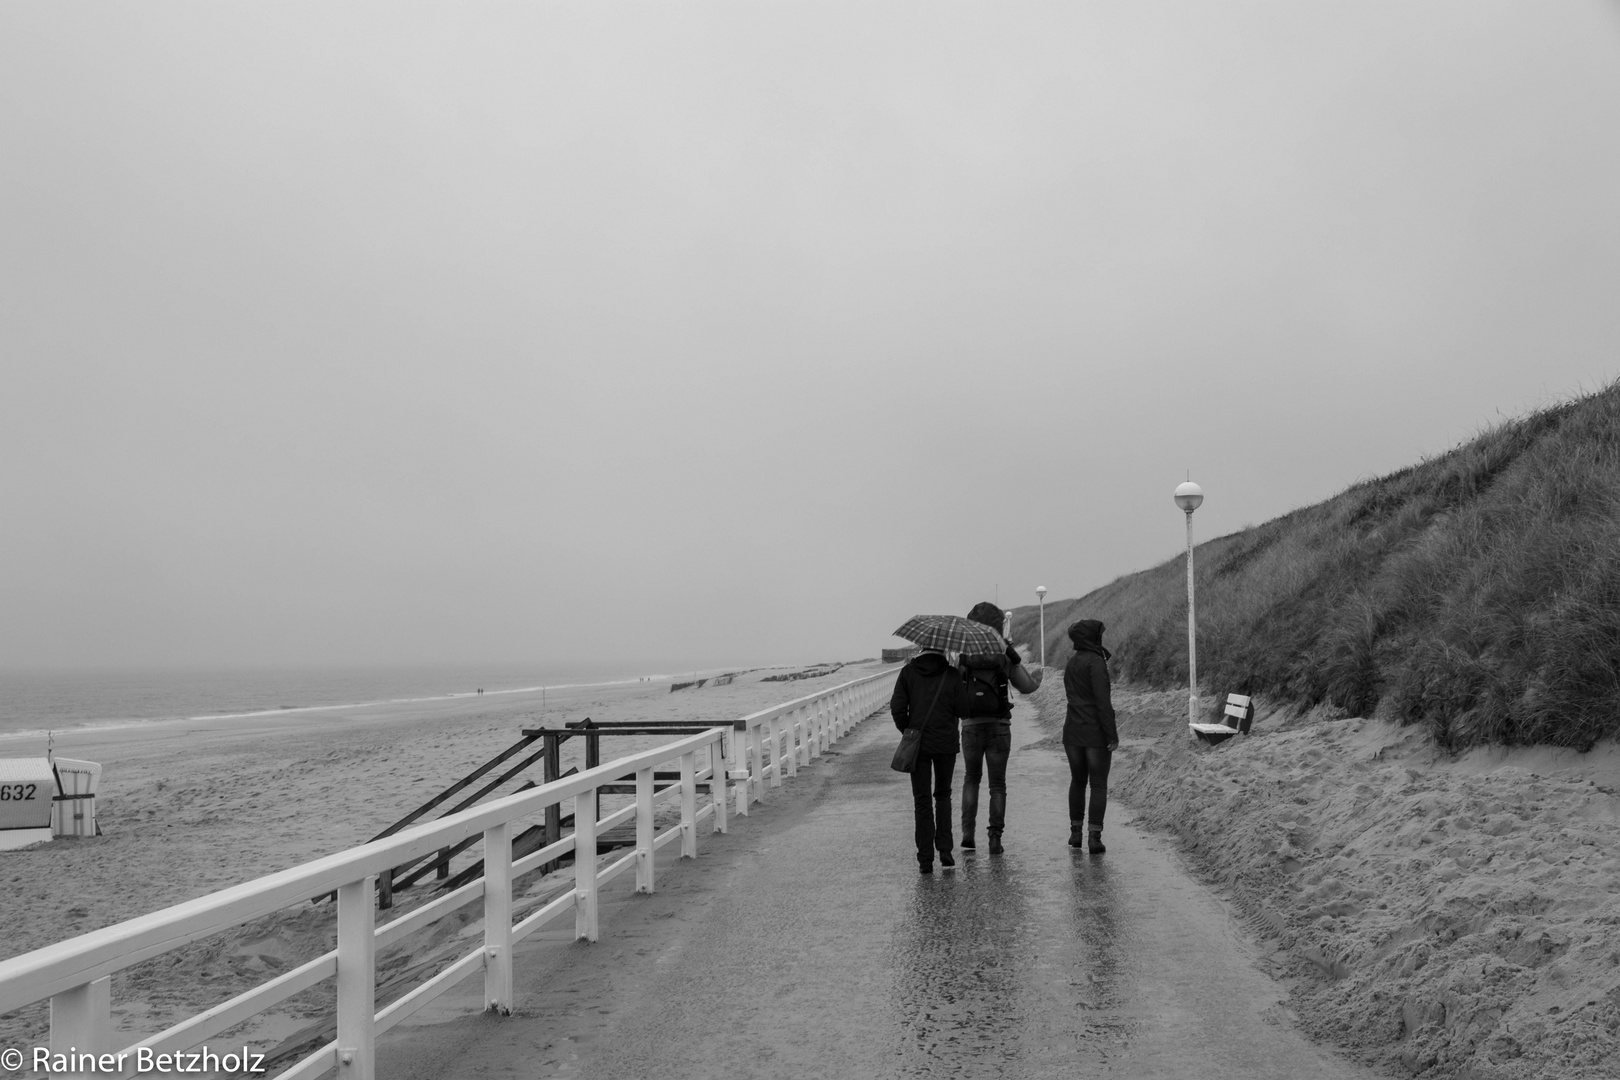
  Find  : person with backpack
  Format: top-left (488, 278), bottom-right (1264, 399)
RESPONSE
top-left (958, 601), bottom-right (1044, 855)
top-left (1063, 618), bottom-right (1118, 853)
top-left (890, 646), bottom-right (969, 873)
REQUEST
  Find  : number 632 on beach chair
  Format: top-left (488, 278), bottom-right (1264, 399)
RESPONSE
top-left (1189, 693), bottom-right (1254, 746)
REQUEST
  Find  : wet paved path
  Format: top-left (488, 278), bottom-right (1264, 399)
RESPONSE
top-left (381, 701), bottom-right (1380, 1079)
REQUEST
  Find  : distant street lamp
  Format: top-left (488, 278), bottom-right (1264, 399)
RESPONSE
top-left (1174, 482), bottom-right (1205, 731)
top-left (1035, 586), bottom-right (1048, 667)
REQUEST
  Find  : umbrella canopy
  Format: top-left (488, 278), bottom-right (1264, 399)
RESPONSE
top-left (893, 614), bottom-right (1006, 656)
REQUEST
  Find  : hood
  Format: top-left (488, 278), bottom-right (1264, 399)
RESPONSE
top-left (1067, 619), bottom-right (1111, 660)
top-left (910, 651), bottom-right (951, 676)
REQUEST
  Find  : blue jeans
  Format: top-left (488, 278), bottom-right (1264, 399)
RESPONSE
top-left (960, 723), bottom-right (1010, 837)
top-left (910, 751), bottom-right (956, 860)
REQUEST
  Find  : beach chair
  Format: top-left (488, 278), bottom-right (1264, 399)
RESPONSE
top-left (0, 758), bottom-right (58, 849)
top-left (51, 758), bottom-right (103, 837)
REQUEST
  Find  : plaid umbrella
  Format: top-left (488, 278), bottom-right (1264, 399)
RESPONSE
top-left (893, 614), bottom-right (1005, 656)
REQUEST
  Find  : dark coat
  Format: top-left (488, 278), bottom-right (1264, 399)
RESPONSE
top-left (1063, 624), bottom-right (1118, 748)
top-left (890, 652), bottom-right (964, 755)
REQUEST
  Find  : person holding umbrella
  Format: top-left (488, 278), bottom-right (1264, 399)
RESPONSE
top-left (890, 615), bottom-right (994, 873)
top-left (1063, 619), bottom-right (1118, 853)
top-left (957, 601), bottom-right (1043, 855)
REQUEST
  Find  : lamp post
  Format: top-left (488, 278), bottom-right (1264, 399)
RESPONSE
top-left (1035, 586), bottom-right (1047, 667)
top-left (1174, 482), bottom-right (1205, 730)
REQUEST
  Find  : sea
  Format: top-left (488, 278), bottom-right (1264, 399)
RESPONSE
top-left (0, 662), bottom-right (697, 740)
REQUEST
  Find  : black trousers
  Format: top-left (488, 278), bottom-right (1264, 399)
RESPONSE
top-left (1064, 745), bottom-right (1112, 828)
top-left (910, 750), bottom-right (957, 859)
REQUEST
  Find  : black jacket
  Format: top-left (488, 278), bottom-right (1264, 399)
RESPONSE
top-left (1063, 643), bottom-right (1118, 749)
top-left (890, 652), bottom-right (964, 756)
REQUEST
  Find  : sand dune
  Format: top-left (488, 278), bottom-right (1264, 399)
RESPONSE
top-left (1035, 679), bottom-right (1620, 1080)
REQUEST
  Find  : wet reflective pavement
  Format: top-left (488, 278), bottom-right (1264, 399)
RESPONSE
top-left (382, 705), bottom-right (1379, 1079)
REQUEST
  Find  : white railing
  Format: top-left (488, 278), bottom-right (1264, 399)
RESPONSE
top-left (727, 668), bottom-right (895, 812)
top-left (0, 667), bottom-right (898, 1080)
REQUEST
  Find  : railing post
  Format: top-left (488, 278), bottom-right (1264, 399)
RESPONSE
top-left (635, 766), bottom-right (655, 894)
top-left (750, 720), bottom-right (766, 799)
top-left (574, 788), bottom-right (599, 941)
top-left (584, 725), bottom-right (601, 830)
top-left (679, 750), bottom-right (697, 859)
top-left (729, 725), bottom-right (749, 816)
top-left (336, 876), bottom-right (376, 1080)
top-left (542, 733), bottom-right (561, 874)
top-left (807, 701), bottom-right (822, 759)
top-left (50, 975), bottom-right (111, 1068)
top-left (483, 822), bottom-right (513, 1014)
top-left (786, 711), bottom-right (801, 776)
top-left (711, 735), bottom-right (728, 834)
top-left (766, 716), bottom-right (784, 788)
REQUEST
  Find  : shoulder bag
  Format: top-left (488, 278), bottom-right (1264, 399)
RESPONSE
top-left (891, 672), bottom-right (950, 773)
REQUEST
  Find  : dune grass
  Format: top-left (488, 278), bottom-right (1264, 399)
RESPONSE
top-left (1011, 380), bottom-right (1620, 749)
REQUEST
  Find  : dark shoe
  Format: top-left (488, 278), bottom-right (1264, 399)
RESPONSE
top-left (1088, 830), bottom-right (1106, 854)
top-left (1069, 821), bottom-right (1086, 848)
top-left (988, 834), bottom-right (1004, 855)
top-left (919, 862), bottom-right (934, 874)
top-left (960, 834), bottom-right (975, 850)
top-left (939, 849), bottom-right (956, 868)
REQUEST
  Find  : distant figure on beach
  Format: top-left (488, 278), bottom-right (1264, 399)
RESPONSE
top-left (890, 646), bottom-right (967, 873)
top-left (1063, 619), bottom-right (1118, 854)
top-left (958, 601), bottom-right (1043, 855)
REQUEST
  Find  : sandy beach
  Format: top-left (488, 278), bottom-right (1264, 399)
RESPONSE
top-left (0, 661), bottom-right (882, 1057)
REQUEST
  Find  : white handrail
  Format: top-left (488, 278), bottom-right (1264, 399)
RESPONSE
top-left (0, 667), bottom-right (900, 1080)
top-left (728, 668), bottom-right (897, 812)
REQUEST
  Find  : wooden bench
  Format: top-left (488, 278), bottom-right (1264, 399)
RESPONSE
top-left (1189, 693), bottom-right (1254, 745)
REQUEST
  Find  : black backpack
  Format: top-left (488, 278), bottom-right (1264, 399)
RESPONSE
top-left (960, 652), bottom-right (1011, 719)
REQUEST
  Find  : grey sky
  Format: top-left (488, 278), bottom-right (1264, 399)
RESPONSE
top-left (3, 3), bottom-right (1618, 671)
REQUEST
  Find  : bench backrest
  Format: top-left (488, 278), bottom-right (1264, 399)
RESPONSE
top-left (1223, 693), bottom-right (1254, 732)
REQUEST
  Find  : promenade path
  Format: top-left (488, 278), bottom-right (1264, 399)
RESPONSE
top-left (377, 698), bottom-right (1380, 1080)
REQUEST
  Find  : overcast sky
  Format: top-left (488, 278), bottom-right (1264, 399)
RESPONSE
top-left (3, 3), bottom-right (1618, 673)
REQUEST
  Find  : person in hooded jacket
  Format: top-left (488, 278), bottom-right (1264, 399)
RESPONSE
top-left (890, 647), bottom-right (967, 873)
top-left (1063, 619), bottom-right (1118, 853)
